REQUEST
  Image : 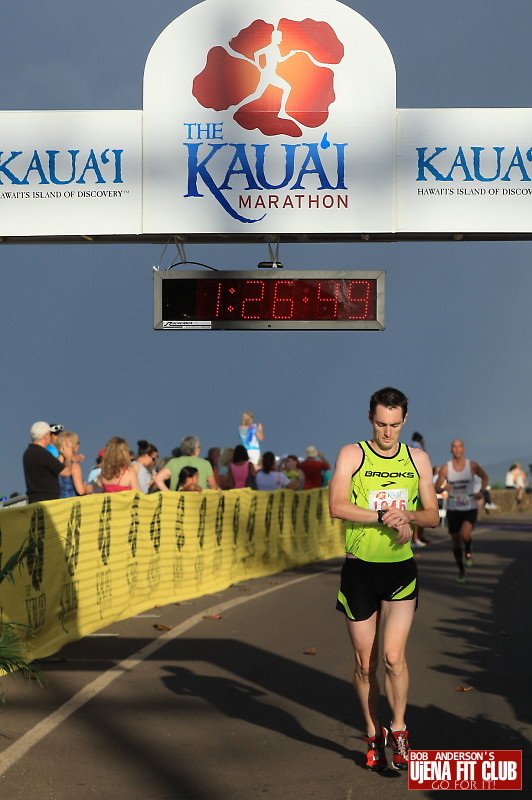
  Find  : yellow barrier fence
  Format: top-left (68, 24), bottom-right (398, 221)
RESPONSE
top-left (0, 489), bottom-right (344, 661)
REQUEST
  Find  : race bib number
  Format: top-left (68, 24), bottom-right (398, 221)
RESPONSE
top-left (452, 494), bottom-right (471, 509)
top-left (369, 488), bottom-right (408, 511)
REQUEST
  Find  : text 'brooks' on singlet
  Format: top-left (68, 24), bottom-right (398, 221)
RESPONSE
top-left (446, 458), bottom-right (477, 511)
top-left (345, 441), bottom-right (420, 563)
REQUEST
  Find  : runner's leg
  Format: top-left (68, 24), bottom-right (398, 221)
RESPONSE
top-left (451, 530), bottom-right (464, 572)
top-left (380, 598), bottom-right (416, 730)
top-left (460, 520), bottom-right (474, 562)
top-left (344, 612), bottom-right (380, 735)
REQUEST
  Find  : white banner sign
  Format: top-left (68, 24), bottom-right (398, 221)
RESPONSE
top-left (0, 112), bottom-right (142, 236)
top-left (0, 0), bottom-right (531, 238)
top-left (398, 109), bottom-right (532, 232)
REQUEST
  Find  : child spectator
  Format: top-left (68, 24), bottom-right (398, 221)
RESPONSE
top-left (177, 466), bottom-right (202, 492)
top-left (282, 454), bottom-right (305, 489)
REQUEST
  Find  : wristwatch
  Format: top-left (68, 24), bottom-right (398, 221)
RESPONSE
top-left (377, 508), bottom-right (387, 525)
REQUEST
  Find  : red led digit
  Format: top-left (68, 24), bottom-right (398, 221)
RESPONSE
top-left (347, 280), bottom-right (370, 319)
top-left (316, 280), bottom-right (339, 319)
top-left (214, 281), bottom-right (222, 318)
top-left (241, 280), bottom-right (265, 319)
top-left (272, 280), bottom-right (295, 319)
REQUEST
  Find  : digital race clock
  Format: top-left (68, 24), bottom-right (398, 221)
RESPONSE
top-left (153, 270), bottom-right (385, 330)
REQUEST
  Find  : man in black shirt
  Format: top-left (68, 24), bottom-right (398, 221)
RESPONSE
top-left (23, 421), bottom-right (72, 503)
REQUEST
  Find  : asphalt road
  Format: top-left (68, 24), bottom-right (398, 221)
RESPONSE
top-left (0, 519), bottom-right (530, 799)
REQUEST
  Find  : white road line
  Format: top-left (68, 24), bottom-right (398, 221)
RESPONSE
top-left (0, 568), bottom-right (333, 776)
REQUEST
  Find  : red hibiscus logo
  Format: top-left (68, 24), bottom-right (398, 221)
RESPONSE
top-left (192, 18), bottom-right (344, 137)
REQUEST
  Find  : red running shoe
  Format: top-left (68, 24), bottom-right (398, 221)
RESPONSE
top-left (387, 727), bottom-right (409, 770)
top-left (363, 726), bottom-right (388, 771)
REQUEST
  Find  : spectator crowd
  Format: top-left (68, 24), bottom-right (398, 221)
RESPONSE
top-left (20, 411), bottom-right (333, 504)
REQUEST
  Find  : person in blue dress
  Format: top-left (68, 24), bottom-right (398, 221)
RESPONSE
top-left (238, 411), bottom-right (264, 467)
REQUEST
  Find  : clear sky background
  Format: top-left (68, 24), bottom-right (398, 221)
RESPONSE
top-left (1, 0), bottom-right (532, 495)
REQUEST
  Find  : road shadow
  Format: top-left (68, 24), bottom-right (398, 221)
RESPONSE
top-left (416, 528), bottom-right (532, 732)
top-left (162, 663), bottom-right (353, 759)
top-left (37, 529), bottom-right (532, 795)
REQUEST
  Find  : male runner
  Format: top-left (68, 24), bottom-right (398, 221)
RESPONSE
top-left (329, 388), bottom-right (439, 771)
top-left (434, 439), bottom-right (488, 582)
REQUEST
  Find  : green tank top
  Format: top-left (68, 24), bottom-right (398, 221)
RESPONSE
top-left (345, 441), bottom-right (420, 562)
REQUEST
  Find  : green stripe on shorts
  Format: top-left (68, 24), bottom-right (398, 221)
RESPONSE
top-left (337, 590), bottom-right (356, 620)
top-left (391, 578), bottom-right (416, 600)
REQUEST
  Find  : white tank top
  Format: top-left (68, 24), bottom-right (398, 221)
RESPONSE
top-left (447, 459), bottom-right (477, 511)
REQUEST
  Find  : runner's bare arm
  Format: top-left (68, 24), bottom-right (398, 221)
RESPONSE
top-left (472, 461), bottom-right (489, 490)
top-left (471, 461), bottom-right (489, 498)
top-left (415, 451), bottom-right (440, 526)
top-left (329, 444), bottom-right (382, 524)
top-left (434, 462), bottom-right (448, 494)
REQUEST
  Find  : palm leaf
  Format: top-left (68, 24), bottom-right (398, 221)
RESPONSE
top-left (0, 539), bottom-right (32, 585)
top-left (0, 543), bottom-right (45, 691)
top-left (0, 623), bottom-right (44, 690)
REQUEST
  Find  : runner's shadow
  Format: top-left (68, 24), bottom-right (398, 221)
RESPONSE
top-left (162, 665), bottom-right (354, 761)
top-left (419, 533), bottom-right (532, 731)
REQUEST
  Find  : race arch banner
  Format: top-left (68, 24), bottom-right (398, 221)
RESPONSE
top-left (0, 489), bottom-right (345, 661)
top-left (1, 0), bottom-right (532, 237)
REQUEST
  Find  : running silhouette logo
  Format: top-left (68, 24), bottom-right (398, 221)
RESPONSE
top-left (27, 506), bottom-right (45, 591)
top-left (65, 501), bottom-right (81, 576)
top-left (232, 496), bottom-right (240, 545)
top-left (150, 493), bottom-right (163, 553)
top-left (128, 492), bottom-right (140, 558)
top-left (192, 19), bottom-right (344, 138)
top-left (215, 494), bottom-right (225, 546)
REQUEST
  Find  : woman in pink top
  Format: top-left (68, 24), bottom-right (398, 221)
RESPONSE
top-left (228, 445), bottom-right (256, 489)
top-left (99, 437), bottom-right (140, 493)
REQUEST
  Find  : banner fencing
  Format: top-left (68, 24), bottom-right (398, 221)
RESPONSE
top-left (0, 488), bottom-right (344, 660)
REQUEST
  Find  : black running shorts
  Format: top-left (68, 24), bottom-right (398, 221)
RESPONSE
top-left (336, 557), bottom-right (418, 622)
top-left (446, 509), bottom-right (477, 534)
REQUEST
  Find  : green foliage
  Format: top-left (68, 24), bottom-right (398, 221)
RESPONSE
top-left (0, 539), bottom-right (32, 585)
top-left (0, 538), bottom-right (44, 692)
top-left (0, 623), bottom-right (44, 691)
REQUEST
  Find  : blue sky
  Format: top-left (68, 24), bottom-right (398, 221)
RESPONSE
top-left (1, 0), bottom-right (532, 495)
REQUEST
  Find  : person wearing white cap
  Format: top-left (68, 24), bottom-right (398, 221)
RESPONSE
top-left (23, 422), bottom-right (73, 503)
top-left (46, 423), bottom-right (64, 458)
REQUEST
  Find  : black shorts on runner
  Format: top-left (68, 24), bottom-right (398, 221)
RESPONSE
top-left (336, 557), bottom-right (418, 622)
top-left (446, 509), bottom-right (477, 535)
